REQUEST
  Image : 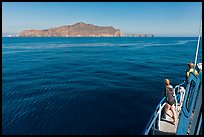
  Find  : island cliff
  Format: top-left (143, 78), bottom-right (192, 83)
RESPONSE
top-left (18, 22), bottom-right (123, 37)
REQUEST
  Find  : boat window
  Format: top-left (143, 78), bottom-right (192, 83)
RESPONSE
top-left (186, 80), bottom-right (196, 112)
top-left (192, 83), bottom-right (201, 111)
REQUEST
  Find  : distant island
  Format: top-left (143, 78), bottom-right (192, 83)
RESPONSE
top-left (17, 22), bottom-right (154, 37)
top-left (18, 22), bottom-right (123, 37)
top-left (128, 34), bottom-right (154, 37)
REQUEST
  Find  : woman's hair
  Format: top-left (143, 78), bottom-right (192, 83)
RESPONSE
top-left (164, 79), bottom-right (170, 85)
top-left (188, 62), bottom-right (194, 68)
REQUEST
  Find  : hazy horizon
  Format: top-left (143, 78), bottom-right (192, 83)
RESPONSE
top-left (2, 2), bottom-right (202, 37)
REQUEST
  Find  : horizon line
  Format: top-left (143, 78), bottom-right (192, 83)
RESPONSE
top-left (2, 36), bottom-right (202, 38)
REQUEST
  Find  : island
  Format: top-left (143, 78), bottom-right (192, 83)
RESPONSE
top-left (18, 22), bottom-right (123, 37)
top-left (123, 34), bottom-right (154, 37)
top-left (131, 34), bottom-right (154, 37)
top-left (18, 22), bottom-right (154, 37)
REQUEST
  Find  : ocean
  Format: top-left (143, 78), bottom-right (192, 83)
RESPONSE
top-left (2, 37), bottom-right (202, 135)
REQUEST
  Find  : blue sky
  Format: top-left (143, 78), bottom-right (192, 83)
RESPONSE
top-left (2, 2), bottom-right (202, 36)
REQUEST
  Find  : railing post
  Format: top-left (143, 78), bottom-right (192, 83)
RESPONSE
top-left (180, 87), bottom-right (182, 103)
top-left (158, 104), bottom-right (161, 130)
top-left (153, 113), bottom-right (156, 135)
top-left (174, 88), bottom-right (178, 111)
top-left (178, 86), bottom-right (185, 112)
top-left (153, 122), bottom-right (155, 135)
top-left (177, 86), bottom-right (180, 104)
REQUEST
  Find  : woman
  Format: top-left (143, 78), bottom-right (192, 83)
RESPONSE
top-left (164, 79), bottom-right (177, 125)
top-left (186, 62), bottom-right (198, 82)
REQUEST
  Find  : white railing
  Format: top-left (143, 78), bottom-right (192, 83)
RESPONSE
top-left (144, 97), bottom-right (166, 135)
top-left (174, 82), bottom-right (186, 112)
top-left (143, 82), bottom-right (186, 135)
top-left (196, 113), bottom-right (202, 135)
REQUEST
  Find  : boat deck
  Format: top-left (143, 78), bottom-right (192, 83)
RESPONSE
top-left (155, 106), bottom-right (179, 135)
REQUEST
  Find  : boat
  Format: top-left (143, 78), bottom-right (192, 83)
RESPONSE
top-left (143, 19), bottom-right (202, 135)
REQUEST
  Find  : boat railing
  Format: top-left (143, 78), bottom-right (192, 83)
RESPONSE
top-left (144, 96), bottom-right (166, 135)
top-left (174, 82), bottom-right (186, 111)
top-left (143, 81), bottom-right (186, 135)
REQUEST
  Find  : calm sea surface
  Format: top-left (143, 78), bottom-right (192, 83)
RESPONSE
top-left (2, 37), bottom-right (202, 135)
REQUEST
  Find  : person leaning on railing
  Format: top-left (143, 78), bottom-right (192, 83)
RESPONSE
top-left (186, 62), bottom-right (199, 82)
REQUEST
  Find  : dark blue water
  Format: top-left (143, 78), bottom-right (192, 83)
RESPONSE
top-left (2, 37), bottom-right (202, 135)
